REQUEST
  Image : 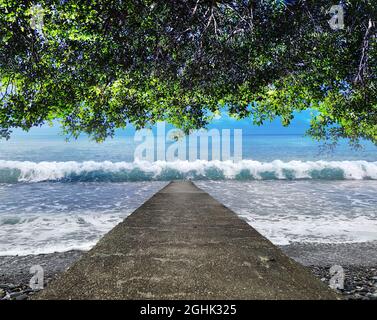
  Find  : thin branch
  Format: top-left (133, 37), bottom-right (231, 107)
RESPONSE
top-left (192, 0), bottom-right (200, 16)
top-left (0, 74), bottom-right (15, 102)
top-left (355, 19), bottom-right (375, 85)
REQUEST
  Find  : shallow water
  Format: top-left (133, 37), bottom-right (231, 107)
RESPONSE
top-left (0, 182), bottom-right (167, 255)
top-left (196, 180), bottom-right (377, 245)
top-left (0, 133), bottom-right (376, 255)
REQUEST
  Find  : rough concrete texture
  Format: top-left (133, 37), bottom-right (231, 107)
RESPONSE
top-left (35, 181), bottom-right (339, 300)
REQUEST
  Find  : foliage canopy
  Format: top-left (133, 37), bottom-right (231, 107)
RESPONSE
top-left (0, 0), bottom-right (376, 144)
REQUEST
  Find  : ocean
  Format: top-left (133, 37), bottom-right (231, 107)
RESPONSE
top-left (0, 132), bottom-right (376, 256)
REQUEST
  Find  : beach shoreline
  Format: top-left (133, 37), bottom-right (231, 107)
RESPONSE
top-left (280, 242), bottom-right (377, 300)
top-left (1, 242), bottom-right (377, 300)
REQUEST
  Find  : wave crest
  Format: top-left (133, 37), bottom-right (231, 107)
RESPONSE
top-left (0, 159), bottom-right (377, 183)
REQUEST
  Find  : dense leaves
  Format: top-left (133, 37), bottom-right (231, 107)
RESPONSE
top-left (0, 0), bottom-right (376, 143)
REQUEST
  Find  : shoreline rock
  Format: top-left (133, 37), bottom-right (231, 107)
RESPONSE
top-left (307, 265), bottom-right (377, 300)
top-left (1, 243), bottom-right (377, 300)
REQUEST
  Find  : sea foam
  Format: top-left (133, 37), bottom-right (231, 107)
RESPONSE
top-left (0, 159), bottom-right (377, 183)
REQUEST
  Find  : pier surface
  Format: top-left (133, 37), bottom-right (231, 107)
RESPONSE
top-left (36, 181), bottom-right (338, 299)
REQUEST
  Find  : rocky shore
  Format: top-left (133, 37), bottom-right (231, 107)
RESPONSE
top-left (281, 242), bottom-right (377, 300)
top-left (308, 265), bottom-right (377, 300)
top-left (0, 250), bottom-right (83, 300)
top-left (1, 242), bottom-right (377, 300)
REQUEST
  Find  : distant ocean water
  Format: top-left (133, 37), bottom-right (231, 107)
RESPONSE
top-left (0, 134), bottom-right (376, 255)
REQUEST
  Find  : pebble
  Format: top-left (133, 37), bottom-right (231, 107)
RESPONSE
top-left (0, 284), bottom-right (11, 289)
top-left (15, 294), bottom-right (28, 300)
top-left (0, 283), bottom-right (36, 300)
top-left (9, 291), bottom-right (25, 299)
top-left (370, 294), bottom-right (377, 300)
top-left (308, 265), bottom-right (377, 300)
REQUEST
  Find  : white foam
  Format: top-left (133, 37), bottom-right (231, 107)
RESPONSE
top-left (240, 213), bottom-right (377, 245)
top-left (0, 181), bottom-right (168, 256)
top-left (196, 180), bottom-right (377, 245)
top-left (0, 159), bottom-right (377, 182)
top-left (0, 212), bottom-right (128, 256)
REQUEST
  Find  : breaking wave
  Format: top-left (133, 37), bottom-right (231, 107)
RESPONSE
top-left (1, 160), bottom-right (377, 183)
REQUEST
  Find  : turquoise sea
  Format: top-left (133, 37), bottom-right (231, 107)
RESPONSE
top-left (1, 128), bottom-right (377, 255)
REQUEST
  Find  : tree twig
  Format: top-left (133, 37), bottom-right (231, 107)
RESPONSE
top-left (355, 19), bottom-right (375, 85)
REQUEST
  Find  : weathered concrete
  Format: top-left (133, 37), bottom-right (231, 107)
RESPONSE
top-left (35, 181), bottom-right (339, 300)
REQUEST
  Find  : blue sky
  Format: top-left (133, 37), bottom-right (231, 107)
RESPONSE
top-left (208, 110), bottom-right (312, 134)
top-left (10, 110), bottom-right (312, 138)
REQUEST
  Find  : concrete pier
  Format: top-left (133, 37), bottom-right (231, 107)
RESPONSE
top-left (36, 181), bottom-right (338, 300)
